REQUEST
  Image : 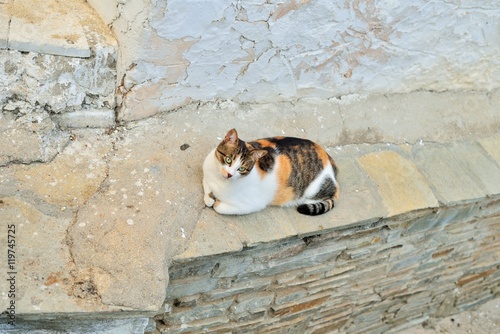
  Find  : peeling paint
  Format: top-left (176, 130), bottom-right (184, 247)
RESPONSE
top-left (87, 0), bottom-right (500, 121)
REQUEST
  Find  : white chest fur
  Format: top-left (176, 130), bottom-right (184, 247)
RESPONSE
top-left (202, 149), bottom-right (278, 214)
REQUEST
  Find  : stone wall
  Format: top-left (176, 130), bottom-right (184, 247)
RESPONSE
top-left (87, 0), bottom-right (500, 121)
top-left (151, 200), bottom-right (500, 334)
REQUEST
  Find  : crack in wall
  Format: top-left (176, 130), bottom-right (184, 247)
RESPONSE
top-left (62, 136), bottom-right (115, 308)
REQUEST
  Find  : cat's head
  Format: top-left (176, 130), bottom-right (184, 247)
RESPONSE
top-left (215, 129), bottom-right (267, 180)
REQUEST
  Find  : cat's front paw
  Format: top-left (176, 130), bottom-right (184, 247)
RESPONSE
top-left (213, 200), bottom-right (245, 215)
top-left (204, 192), bottom-right (216, 207)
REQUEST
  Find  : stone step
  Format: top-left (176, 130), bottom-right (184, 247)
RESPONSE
top-left (0, 0), bottom-right (118, 165)
top-left (3, 0), bottom-right (90, 58)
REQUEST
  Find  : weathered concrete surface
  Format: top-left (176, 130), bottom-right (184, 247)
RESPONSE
top-left (0, 110), bottom-right (69, 166)
top-left (8, 13), bottom-right (90, 58)
top-left (67, 123), bottom-right (203, 310)
top-left (0, 10), bottom-right (8, 49)
top-left (0, 91), bottom-right (499, 332)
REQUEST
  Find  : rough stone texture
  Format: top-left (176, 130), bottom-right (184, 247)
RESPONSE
top-left (0, 111), bottom-right (69, 166)
top-left (0, 0), bottom-right (117, 128)
top-left (0, 197), bottom-right (77, 312)
top-left (67, 122), bottom-right (202, 310)
top-left (0, 129), bottom-right (159, 333)
top-left (53, 110), bottom-right (115, 129)
top-left (13, 135), bottom-right (110, 207)
top-left (0, 131), bottom-right (115, 315)
top-left (85, 0), bottom-right (500, 121)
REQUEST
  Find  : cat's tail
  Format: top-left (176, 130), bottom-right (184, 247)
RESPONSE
top-left (297, 199), bottom-right (335, 216)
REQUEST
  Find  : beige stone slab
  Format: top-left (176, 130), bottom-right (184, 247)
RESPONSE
top-left (449, 142), bottom-right (500, 197)
top-left (67, 121), bottom-right (206, 311)
top-left (0, 111), bottom-right (69, 166)
top-left (412, 145), bottom-right (485, 205)
top-left (358, 151), bottom-right (439, 217)
top-left (9, 13), bottom-right (90, 57)
top-left (479, 134), bottom-right (500, 166)
top-left (14, 137), bottom-right (110, 207)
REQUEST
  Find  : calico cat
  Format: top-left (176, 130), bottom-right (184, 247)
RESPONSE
top-left (203, 129), bottom-right (339, 215)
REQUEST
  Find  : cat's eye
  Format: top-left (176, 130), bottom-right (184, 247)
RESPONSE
top-left (224, 156), bottom-right (232, 165)
top-left (237, 167), bottom-right (246, 173)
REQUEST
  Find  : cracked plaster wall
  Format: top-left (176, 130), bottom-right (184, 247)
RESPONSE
top-left (88, 0), bottom-right (500, 122)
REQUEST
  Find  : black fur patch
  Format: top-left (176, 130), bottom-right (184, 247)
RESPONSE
top-left (297, 199), bottom-right (334, 216)
top-left (313, 178), bottom-right (336, 200)
top-left (273, 137), bottom-right (323, 197)
top-left (248, 141), bottom-right (275, 172)
top-left (250, 137), bottom-right (328, 199)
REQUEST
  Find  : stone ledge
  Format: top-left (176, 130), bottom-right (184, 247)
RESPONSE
top-left (1, 0), bottom-right (93, 58)
top-left (0, 314), bottom-right (151, 333)
top-left (53, 109), bottom-right (115, 129)
top-left (176, 133), bottom-right (500, 260)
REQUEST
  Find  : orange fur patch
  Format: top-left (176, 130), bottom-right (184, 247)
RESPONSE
top-left (272, 155), bottom-right (295, 205)
top-left (255, 139), bottom-right (277, 148)
top-left (315, 143), bottom-right (331, 168)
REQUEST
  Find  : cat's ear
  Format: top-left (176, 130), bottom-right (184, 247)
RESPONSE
top-left (251, 149), bottom-right (267, 160)
top-left (224, 129), bottom-right (238, 146)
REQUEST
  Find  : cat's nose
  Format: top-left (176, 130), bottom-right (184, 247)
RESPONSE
top-left (227, 173), bottom-right (233, 178)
